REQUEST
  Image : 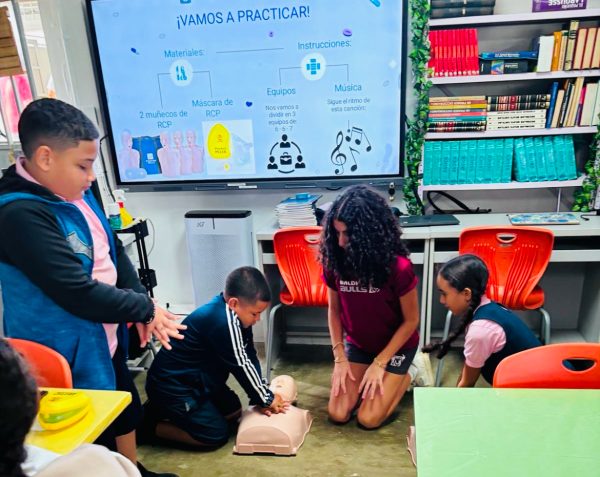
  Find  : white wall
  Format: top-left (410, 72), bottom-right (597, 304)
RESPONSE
top-left (37, 0), bottom-right (600, 311)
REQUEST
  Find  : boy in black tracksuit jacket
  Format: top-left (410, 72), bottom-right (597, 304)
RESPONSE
top-left (145, 266), bottom-right (288, 448)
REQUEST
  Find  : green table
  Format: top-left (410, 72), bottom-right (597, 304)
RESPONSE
top-left (414, 387), bottom-right (600, 477)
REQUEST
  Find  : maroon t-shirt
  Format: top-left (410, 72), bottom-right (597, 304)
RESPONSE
top-left (324, 256), bottom-right (419, 354)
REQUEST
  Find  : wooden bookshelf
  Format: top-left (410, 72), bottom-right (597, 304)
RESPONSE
top-left (430, 8), bottom-right (600, 28)
top-left (420, 177), bottom-right (584, 192)
top-left (425, 127), bottom-right (597, 140)
top-left (431, 70), bottom-right (600, 85)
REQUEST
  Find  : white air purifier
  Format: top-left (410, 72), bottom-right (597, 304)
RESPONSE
top-left (185, 210), bottom-right (255, 307)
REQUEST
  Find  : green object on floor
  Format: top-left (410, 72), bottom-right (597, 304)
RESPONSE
top-left (414, 387), bottom-right (600, 477)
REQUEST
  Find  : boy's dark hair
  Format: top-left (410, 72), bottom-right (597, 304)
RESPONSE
top-left (225, 266), bottom-right (271, 303)
top-left (422, 254), bottom-right (489, 359)
top-left (18, 98), bottom-right (99, 159)
top-left (0, 340), bottom-right (39, 477)
top-left (319, 184), bottom-right (410, 288)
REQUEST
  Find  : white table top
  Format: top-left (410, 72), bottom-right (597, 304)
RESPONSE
top-left (255, 213), bottom-right (600, 241)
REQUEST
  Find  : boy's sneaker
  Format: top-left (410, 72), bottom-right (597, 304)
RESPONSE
top-left (137, 462), bottom-right (179, 477)
top-left (410, 350), bottom-right (434, 387)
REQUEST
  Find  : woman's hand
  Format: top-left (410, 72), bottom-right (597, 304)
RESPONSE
top-left (331, 360), bottom-right (356, 397)
top-left (258, 393), bottom-right (290, 416)
top-left (137, 304), bottom-right (187, 350)
top-left (358, 363), bottom-right (385, 400)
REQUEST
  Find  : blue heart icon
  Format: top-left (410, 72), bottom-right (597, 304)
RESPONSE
top-left (245, 101), bottom-right (253, 107)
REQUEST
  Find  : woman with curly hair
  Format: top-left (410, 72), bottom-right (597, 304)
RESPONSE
top-left (320, 185), bottom-right (420, 429)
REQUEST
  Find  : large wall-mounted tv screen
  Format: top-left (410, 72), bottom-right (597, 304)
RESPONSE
top-left (87, 0), bottom-right (407, 191)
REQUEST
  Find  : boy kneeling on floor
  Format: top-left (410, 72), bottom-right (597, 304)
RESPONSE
top-left (143, 266), bottom-right (288, 448)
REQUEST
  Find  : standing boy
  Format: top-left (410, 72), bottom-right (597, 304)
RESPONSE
top-left (145, 266), bottom-right (288, 448)
top-left (0, 98), bottom-right (185, 477)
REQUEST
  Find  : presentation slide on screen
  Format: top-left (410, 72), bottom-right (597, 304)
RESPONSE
top-left (90, 0), bottom-right (404, 183)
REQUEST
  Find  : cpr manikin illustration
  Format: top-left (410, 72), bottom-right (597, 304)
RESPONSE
top-left (234, 375), bottom-right (313, 456)
top-left (185, 129), bottom-right (205, 174)
top-left (157, 132), bottom-right (181, 178)
top-left (118, 130), bottom-right (146, 180)
top-left (172, 130), bottom-right (191, 175)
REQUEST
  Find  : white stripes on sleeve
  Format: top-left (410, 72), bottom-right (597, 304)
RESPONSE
top-left (225, 304), bottom-right (271, 404)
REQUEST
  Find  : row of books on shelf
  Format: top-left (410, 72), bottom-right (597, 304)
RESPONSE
top-left (430, 0), bottom-right (495, 19)
top-left (428, 95), bottom-right (548, 132)
top-left (428, 28), bottom-right (479, 76)
top-left (428, 87), bottom-right (600, 132)
top-left (547, 79), bottom-right (600, 128)
top-left (429, 20), bottom-right (600, 77)
top-left (422, 135), bottom-right (578, 185)
top-left (534, 21), bottom-right (600, 73)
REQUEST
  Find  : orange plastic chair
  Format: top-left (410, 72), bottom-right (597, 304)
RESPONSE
top-left (7, 338), bottom-right (73, 388)
top-left (265, 227), bottom-right (328, 381)
top-left (493, 343), bottom-right (600, 389)
top-left (435, 226), bottom-right (554, 386)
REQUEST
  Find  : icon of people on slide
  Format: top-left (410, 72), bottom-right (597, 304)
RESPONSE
top-left (267, 134), bottom-right (304, 174)
top-left (157, 132), bottom-right (181, 178)
top-left (185, 129), bottom-right (205, 174)
top-left (117, 130), bottom-right (141, 175)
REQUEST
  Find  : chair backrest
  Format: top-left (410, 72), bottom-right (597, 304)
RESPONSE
top-left (493, 343), bottom-right (600, 389)
top-left (273, 226), bottom-right (328, 307)
top-left (459, 226), bottom-right (554, 310)
top-left (7, 338), bottom-right (73, 388)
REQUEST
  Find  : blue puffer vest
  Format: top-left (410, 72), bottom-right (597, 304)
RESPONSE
top-left (0, 190), bottom-right (126, 390)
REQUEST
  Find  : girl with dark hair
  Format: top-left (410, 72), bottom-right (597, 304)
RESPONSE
top-left (0, 339), bottom-right (142, 477)
top-left (320, 185), bottom-right (422, 429)
top-left (0, 339), bottom-right (38, 477)
top-left (423, 254), bottom-right (541, 386)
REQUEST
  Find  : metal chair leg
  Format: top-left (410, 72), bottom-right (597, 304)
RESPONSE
top-left (434, 310), bottom-right (453, 387)
top-left (539, 307), bottom-right (551, 345)
top-left (265, 303), bottom-right (282, 383)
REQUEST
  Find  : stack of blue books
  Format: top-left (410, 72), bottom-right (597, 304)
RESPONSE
top-left (275, 193), bottom-right (321, 228)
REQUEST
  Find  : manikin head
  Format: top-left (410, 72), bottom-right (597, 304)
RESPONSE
top-left (186, 129), bottom-right (196, 147)
top-left (121, 130), bottom-right (133, 149)
top-left (159, 132), bottom-right (170, 147)
top-left (173, 130), bottom-right (182, 147)
top-left (269, 375), bottom-right (297, 402)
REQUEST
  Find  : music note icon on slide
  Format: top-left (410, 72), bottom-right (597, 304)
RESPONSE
top-left (345, 126), bottom-right (372, 152)
top-left (330, 131), bottom-right (347, 175)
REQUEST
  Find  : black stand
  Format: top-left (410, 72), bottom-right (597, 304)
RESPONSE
top-left (115, 219), bottom-right (157, 297)
top-left (116, 219), bottom-right (159, 368)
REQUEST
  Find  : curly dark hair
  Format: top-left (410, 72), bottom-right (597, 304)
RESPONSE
top-left (320, 185), bottom-right (410, 288)
top-left (0, 340), bottom-right (39, 477)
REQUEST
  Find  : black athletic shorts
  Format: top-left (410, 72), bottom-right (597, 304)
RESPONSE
top-left (345, 342), bottom-right (417, 375)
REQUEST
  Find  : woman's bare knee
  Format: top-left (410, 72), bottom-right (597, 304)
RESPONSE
top-left (328, 404), bottom-right (352, 424)
top-left (356, 410), bottom-right (384, 429)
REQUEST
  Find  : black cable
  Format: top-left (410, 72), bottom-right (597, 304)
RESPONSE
top-left (426, 191), bottom-right (491, 215)
top-left (580, 211), bottom-right (599, 221)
